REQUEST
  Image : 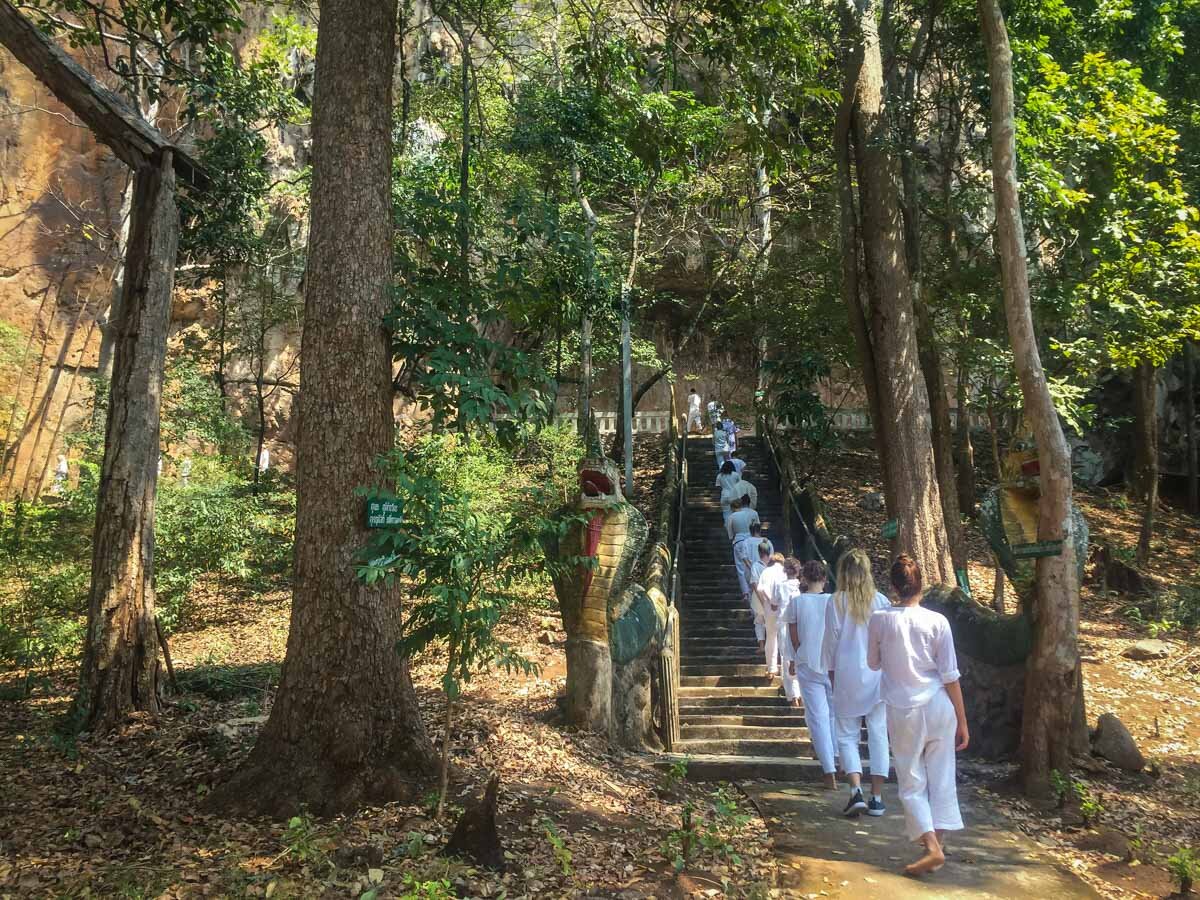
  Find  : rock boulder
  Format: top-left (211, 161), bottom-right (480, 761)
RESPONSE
top-left (1092, 713), bottom-right (1145, 772)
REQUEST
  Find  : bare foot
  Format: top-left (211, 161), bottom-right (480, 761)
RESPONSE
top-left (822, 773), bottom-right (837, 790)
top-left (904, 845), bottom-right (945, 877)
top-left (789, 699), bottom-right (802, 709)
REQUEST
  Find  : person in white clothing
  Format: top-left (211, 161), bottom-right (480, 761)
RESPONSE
top-left (712, 422), bottom-right (730, 469)
top-left (824, 548), bottom-right (891, 818)
top-left (725, 495), bottom-right (759, 543)
top-left (706, 398), bottom-right (721, 428)
top-left (727, 496), bottom-right (761, 601)
top-left (727, 450), bottom-right (746, 476)
top-left (755, 553), bottom-right (788, 677)
top-left (734, 477), bottom-right (757, 512)
top-left (686, 389), bottom-right (703, 434)
top-left (715, 461), bottom-right (743, 525)
top-left (771, 559), bottom-right (803, 705)
top-left (722, 417), bottom-right (739, 453)
top-left (868, 554), bottom-right (969, 877)
top-left (746, 528), bottom-right (776, 648)
top-left (785, 559), bottom-right (837, 788)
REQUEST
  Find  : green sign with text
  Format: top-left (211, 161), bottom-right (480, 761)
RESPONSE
top-left (365, 498), bottom-right (402, 529)
top-left (881, 519), bottom-right (899, 540)
top-left (1012, 540), bottom-right (1064, 560)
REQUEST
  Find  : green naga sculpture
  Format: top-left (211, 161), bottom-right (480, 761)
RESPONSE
top-left (923, 432), bottom-right (1089, 757)
top-left (542, 456), bottom-right (668, 749)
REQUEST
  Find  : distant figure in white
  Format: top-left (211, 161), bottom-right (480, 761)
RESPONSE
top-left (180, 457), bottom-right (193, 487)
top-left (686, 388), bottom-right (703, 434)
top-left (706, 398), bottom-right (720, 428)
top-left (53, 454), bottom-right (68, 494)
top-left (257, 446), bottom-right (270, 474)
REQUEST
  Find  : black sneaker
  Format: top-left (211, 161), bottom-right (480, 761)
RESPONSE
top-left (843, 789), bottom-right (867, 817)
top-left (866, 796), bottom-right (885, 817)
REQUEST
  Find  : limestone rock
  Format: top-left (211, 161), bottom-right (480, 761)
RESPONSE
top-left (1075, 827), bottom-right (1132, 859)
top-left (214, 715), bottom-right (268, 741)
top-left (858, 491), bottom-right (885, 511)
top-left (1122, 639), bottom-right (1171, 661)
top-left (1092, 713), bottom-right (1146, 772)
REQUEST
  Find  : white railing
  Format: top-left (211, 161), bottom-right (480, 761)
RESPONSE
top-left (555, 410), bottom-right (673, 435)
top-left (777, 406), bottom-right (988, 433)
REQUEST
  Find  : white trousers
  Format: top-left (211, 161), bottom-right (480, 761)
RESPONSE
top-left (763, 609), bottom-right (780, 673)
top-left (747, 591), bottom-right (766, 642)
top-left (836, 701), bottom-right (889, 778)
top-left (686, 411), bottom-right (701, 431)
top-left (779, 625), bottom-right (800, 701)
top-left (799, 675), bottom-right (837, 774)
top-left (887, 689), bottom-right (964, 842)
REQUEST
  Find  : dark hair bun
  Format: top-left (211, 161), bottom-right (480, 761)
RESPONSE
top-left (890, 554), bottom-right (923, 598)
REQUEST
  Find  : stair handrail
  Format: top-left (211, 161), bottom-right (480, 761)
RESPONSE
top-left (651, 389), bottom-right (686, 750)
top-left (758, 413), bottom-right (837, 584)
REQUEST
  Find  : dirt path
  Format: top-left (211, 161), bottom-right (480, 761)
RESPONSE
top-left (743, 781), bottom-right (1098, 899)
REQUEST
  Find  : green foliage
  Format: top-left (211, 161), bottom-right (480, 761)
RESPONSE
top-left (659, 756), bottom-right (691, 794)
top-left (660, 785), bottom-right (750, 874)
top-left (398, 873), bottom-right (455, 900)
top-left (541, 817), bottom-right (573, 876)
top-left (1050, 770), bottom-right (1104, 823)
top-left (280, 813), bottom-right (326, 866)
top-left (1166, 847), bottom-right (1198, 893)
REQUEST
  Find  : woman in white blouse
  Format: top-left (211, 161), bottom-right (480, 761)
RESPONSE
top-left (867, 554), bottom-right (969, 877)
top-left (824, 549), bottom-right (891, 818)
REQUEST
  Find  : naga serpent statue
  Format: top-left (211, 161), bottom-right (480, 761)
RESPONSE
top-left (924, 433), bottom-right (1089, 757)
top-left (541, 456), bottom-right (668, 749)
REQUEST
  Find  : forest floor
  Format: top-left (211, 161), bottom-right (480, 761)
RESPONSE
top-left (1, 434), bottom-right (1198, 898)
top-left (811, 434), bottom-right (1200, 900)
top-left (1, 436), bottom-right (788, 899)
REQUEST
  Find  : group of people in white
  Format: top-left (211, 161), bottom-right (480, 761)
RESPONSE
top-left (700, 393), bottom-right (969, 877)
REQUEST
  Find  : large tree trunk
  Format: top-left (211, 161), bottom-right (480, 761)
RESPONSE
top-left (73, 151), bottom-right (178, 731)
top-left (1132, 361), bottom-right (1159, 566)
top-left (834, 6), bottom-right (886, 469)
top-left (847, 0), bottom-right (954, 584)
top-left (979, 0), bottom-right (1082, 797)
top-left (218, 0), bottom-right (435, 816)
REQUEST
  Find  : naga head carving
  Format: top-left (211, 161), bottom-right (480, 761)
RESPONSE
top-left (578, 457), bottom-right (624, 509)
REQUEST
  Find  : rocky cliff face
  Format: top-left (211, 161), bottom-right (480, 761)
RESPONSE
top-left (0, 43), bottom-right (127, 497)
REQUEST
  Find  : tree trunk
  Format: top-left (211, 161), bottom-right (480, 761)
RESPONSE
top-left (218, 0), bottom-right (435, 816)
top-left (955, 359), bottom-right (977, 514)
top-left (834, 9), bottom-right (886, 467)
top-left (1132, 361), bottom-right (1158, 566)
top-left (979, 0), bottom-right (1081, 797)
top-left (1187, 340), bottom-right (1197, 513)
top-left (73, 150), bottom-right (178, 731)
top-left (847, 0), bottom-right (954, 584)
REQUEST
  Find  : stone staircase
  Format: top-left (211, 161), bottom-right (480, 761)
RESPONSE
top-left (671, 436), bottom-right (869, 781)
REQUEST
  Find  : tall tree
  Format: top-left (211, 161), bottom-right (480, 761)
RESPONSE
top-left (0, 0), bottom-right (204, 731)
top-left (839, 0), bottom-right (955, 583)
top-left (978, 0), bottom-right (1081, 795)
top-left (219, 0), bottom-right (435, 816)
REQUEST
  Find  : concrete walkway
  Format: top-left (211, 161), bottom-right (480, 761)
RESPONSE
top-left (743, 782), bottom-right (1097, 899)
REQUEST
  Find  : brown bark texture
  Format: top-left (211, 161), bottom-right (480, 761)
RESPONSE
top-left (1132, 361), bottom-right (1158, 566)
top-left (846, 0), bottom-right (955, 584)
top-left (219, 0), bottom-right (435, 816)
top-left (74, 151), bottom-right (179, 731)
top-left (978, 0), bottom-right (1082, 797)
top-left (1187, 340), bottom-right (1198, 513)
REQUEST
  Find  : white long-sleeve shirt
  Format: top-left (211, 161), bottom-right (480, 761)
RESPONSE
top-left (824, 590), bottom-right (891, 717)
top-left (757, 562), bottom-right (788, 615)
top-left (716, 471), bottom-right (742, 499)
top-left (867, 605), bottom-right (961, 709)
top-left (781, 588), bottom-right (830, 677)
top-left (726, 507), bottom-right (760, 541)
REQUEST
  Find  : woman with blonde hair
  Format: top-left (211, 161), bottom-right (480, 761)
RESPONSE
top-left (824, 548), bottom-right (892, 817)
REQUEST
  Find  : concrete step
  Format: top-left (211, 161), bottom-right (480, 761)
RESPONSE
top-left (674, 738), bottom-right (818, 756)
top-left (679, 714), bottom-right (809, 728)
top-left (681, 674), bottom-right (775, 687)
top-left (680, 724), bottom-right (810, 740)
top-left (654, 754), bottom-right (828, 782)
top-left (680, 664), bottom-right (767, 678)
top-left (681, 653), bottom-right (763, 665)
top-left (679, 685), bottom-right (785, 699)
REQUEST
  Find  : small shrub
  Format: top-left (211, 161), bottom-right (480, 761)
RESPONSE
top-left (542, 817), bottom-right (572, 876)
top-left (1167, 848), bottom-right (1198, 895)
